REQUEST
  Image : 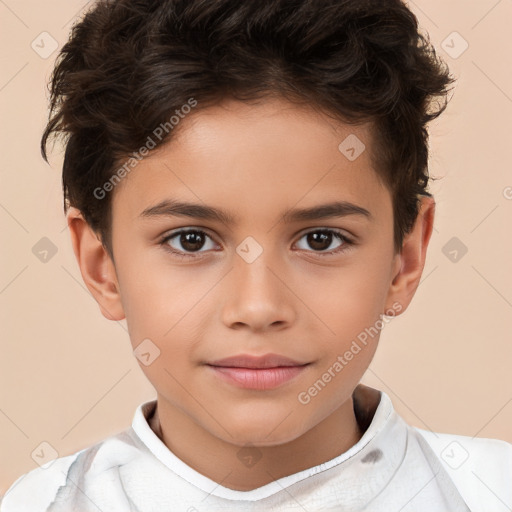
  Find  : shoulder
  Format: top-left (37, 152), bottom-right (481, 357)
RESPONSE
top-left (415, 427), bottom-right (512, 511)
top-left (0, 429), bottom-right (140, 512)
top-left (0, 451), bottom-right (82, 512)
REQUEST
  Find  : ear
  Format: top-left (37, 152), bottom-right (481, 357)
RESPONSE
top-left (384, 195), bottom-right (435, 316)
top-left (66, 207), bottom-right (125, 321)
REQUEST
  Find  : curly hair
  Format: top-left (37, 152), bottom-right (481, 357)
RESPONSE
top-left (41, 0), bottom-right (454, 258)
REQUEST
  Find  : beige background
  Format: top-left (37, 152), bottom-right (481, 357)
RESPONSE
top-left (1, 0), bottom-right (511, 494)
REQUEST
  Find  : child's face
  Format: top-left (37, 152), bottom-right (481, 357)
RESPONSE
top-left (90, 98), bottom-right (416, 445)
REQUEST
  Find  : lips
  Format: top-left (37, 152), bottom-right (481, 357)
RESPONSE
top-left (206, 353), bottom-right (310, 390)
top-left (208, 353), bottom-right (308, 369)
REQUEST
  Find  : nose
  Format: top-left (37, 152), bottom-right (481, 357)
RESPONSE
top-left (221, 246), bottom-right (296, 332)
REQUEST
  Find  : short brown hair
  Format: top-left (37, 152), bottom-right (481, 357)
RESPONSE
top-left (41, 0), bottom-right (454, 258)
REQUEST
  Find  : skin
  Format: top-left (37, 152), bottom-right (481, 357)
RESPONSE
top-left (67, 97), bottom-right (435, 491)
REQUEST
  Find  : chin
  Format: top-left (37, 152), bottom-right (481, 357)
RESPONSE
top-left (214, 411), bottom-right (308, 448)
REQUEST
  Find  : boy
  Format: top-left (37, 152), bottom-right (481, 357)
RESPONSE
top-left (1, 0), bottom-right (511, 510)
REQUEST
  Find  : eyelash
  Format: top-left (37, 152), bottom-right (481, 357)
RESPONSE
top-left (158, 228), bottom-right (355, 259)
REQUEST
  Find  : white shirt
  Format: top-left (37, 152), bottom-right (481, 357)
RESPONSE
top-left (1, 387), bottom-right (511, 511)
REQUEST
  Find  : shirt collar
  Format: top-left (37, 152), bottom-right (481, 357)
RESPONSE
top-left (130, 384), bottom-right (409, 501)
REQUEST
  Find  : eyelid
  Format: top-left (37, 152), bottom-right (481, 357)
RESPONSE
top-left (160, 227), bottom-right (219, 249)
top-left (293, 228), bottom-right (355, 256)
top-left (296, 226), bottom-right (354, 242)
top-left (161, 225), bottom-right (354, 242)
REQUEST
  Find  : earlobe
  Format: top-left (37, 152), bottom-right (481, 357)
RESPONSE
top-left (66, 207), bottom-right (125, 321)
top-left (384, 195), bottom-right (436, 315)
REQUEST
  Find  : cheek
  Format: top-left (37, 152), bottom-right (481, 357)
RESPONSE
top-left (115, 268), bottom-right (214, 395)
top-left (121, 283), bottom-right (201, 392)
top-left (115, 253), bottom-right (209, 343)
top-left (297, 258), bottom-right (391, 339)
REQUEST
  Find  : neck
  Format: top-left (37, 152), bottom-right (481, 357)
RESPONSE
top-left (149, 392), bottom-right (366, 491)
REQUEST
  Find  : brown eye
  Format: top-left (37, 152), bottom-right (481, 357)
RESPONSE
top-left (178, 231), bottom-right (206, 252)
top-left (295, 229), bottom-right (353, 255)
top-left (161, 229), bottom-right (217, 256)
top-left (306, 231), bottom-right (334, 251)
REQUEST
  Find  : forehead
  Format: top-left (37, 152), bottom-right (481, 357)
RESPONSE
top-left (111, 98), bottom-right (391, 225)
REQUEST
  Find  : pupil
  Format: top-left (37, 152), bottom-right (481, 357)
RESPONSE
top-left (308, 232), bottom-right (331, 251)
top-left (181, 231), bottom-right (204, 251)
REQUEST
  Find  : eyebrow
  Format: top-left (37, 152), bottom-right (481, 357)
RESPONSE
top-left (139, 199), bottom-right (372, 224)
